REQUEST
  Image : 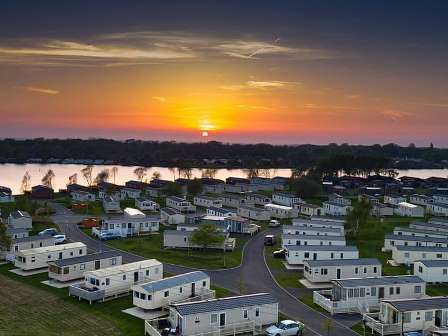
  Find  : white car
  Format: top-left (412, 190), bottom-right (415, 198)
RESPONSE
top-left (53, 234), bottom-right (67, 244)
top-left (265, 320), bottom-right (305, 336)
top-left (38, 228), bottom-right (58, 236)
top-left (269, 220), bottom-right (280, 227)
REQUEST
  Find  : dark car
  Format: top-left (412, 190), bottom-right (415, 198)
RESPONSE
top-left (264, 235), bottom-right (276, 246)
top-left (273, 249), bottom-right (286, 258)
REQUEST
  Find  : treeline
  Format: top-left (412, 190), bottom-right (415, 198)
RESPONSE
top-left (0, 138), bottom-right (446, 169)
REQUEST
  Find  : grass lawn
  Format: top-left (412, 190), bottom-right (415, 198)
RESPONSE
top-left (348, 216), bottom-right (412, 276)
top-left (264, 238), bottom-right (303, 289)
top-left (72, 200), bottom-right (105, 216)
top-left (298, 293), bottom-right (328, 314)
top-left (105, 228), bottom-right (249, 269)
top-left (0, 264), bottom-right (141, 336)
top-left (30, 216), bottom-right (59, 235)
top-left (427, 284), bottom-right (448, 296)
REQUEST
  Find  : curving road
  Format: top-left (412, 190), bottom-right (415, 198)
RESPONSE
top-left (50, 203), bottom-right (359, 336)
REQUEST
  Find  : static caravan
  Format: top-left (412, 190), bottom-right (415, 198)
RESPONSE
top-left (313, 275), bottom-right (426, 315)
top-left (272, 192), bottom-right (303, 207)
top-left (282, 224), bottom-right (343, 237)
top-left (96, 208), bottom-right (159, 237)
top-left (384, 234), bottom-right (448, 252)
top-left (102, 196), bottom-right (121, 213)
top-left (392, 246), bottom-right (448, 265)
top-left (297, 203), bottom-right (324, 217)
top-left (304, 258), bottom-right (382, 283)
top-left (264, 203), bottom-right (298, 219)
top-left (69, 259), bottom-right (163, 303)
top-left (371, 203), bottom-right (394, 217)
top-left (221, 194), bottom-right (247, 208)
top-left (206, 206), bottom-right (237, 217)
top-left (414, 260), bottom-right (448, 283)
top-left (433, 194), bottom-right (448, 204)
top-left (384, 195), bottom-right (407, 206)
top-left (224, 216), bottom-right (259, 235)
top-left (427, 203), bottom-right (448, 217)
top-left (14, 242), bottom-right (87, 271)
top-left (393, 226), bottom-right (448, 239)
top-left (7, 210), bottom-right (32, 230)
top-left (135, 197), bottom-right (160, 211)
top-left (71, 190), bottom-right (96, 202)
top-left (161, 208), bottom-right (185, 225)
top-left (245, 193), bottom-right (271, 206)
top-left (364, 297), bottom-right (448, 336)
top-left (430, 218), bottom-right (448, 225)
top-left (193, 195), bottom-right (222, 208)
top-left (281, 234), bottom-right (346, 249)
top-left (48, 251), bottom-right (122, 283)
top-left (120, 187), bottom-right (141, 200)
top-left (164, 293), bottom-right (278, 336)
top-left (409, 194), bottom-right (431, 206)
top-left (237, 205), bottom-right (270, 221)
top-left (395, 202), bottom-right (425, 217)
top-left (166, 196), bottom-right (196, 213)
top-left (323, 201), bottom-right (352, 216)
top-left (409, 221), bottom-right (448, 233)
top-left (133, 271), bottom-right (212, 310)
top-left (292, 218), bottom-right (345, 233)
top-left (163, 230), bottom-right (236, 251)
top-left (7, 234), bottom-right (56, 261)
top-left (6, 227), bottom-right (29, 240)
top-left (285, 245), bottom-right (359, 265)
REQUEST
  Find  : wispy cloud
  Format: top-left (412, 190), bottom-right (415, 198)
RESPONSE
top-left (236, 104), bottom-right (272, 110)
top-left (152, 96), bottom-right (167, 103)
top-left (0, 31), bottom-right (335, 67)
top-left (381, 109), bottom-right (412, 121)
top-left (220, 80), bottom-right (300, 91)
top-left (303, 103), bottom-right (359, 111)
top-left (20, 86), bottom-right (59, 95)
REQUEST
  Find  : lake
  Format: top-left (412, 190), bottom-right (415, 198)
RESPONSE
top-left (0, 164), bottom-right (447, 195)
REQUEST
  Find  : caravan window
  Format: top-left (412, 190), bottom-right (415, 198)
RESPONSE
top-left (415, 286), bottom-right (421, 294)
top-left (403, 313), bottom-right (411, 323)
top-left (106, 278), bottom-right (110, 285)
top-left (255, 308), bottom-right (260, 317)
top-left (79, 249), bottom-right (83, 255)
top-left (425, 311), bottom-right (433, 321)
top-left (203, 281), bottom-right (207, 287)
top-left (134, 291), bottom-right (140, 298)
top-left (371, 287), bottom-right (377, 296)
top-left (211, 313), bottom-right (218, 324)
top-left (164, 291), bottom-right (169, 297)
top-left (396, 287), bottom-right (401, 295)
top-left (243, 310), bottom-right (248, 319)
top-left (146, 270), bottom-right (150, 276)
top-left (31, 256), bottom-right (36, 263)
top-left (111, 258), bottom-right (117, 265)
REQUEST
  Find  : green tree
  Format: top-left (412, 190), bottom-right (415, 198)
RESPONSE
top-left (289, 176), bottom-right (321, 199)
top-left (165, 182), bottom-right (182, 196)
top-left (345, 199), bottom-right (372, 238)
top-left (187, 178), bottom-right (203, 196)
top-left (189, 224), bottom-right (225, 250)
top-left (0, 220), bottom-right (11, 254)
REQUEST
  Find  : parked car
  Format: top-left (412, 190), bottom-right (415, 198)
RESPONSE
top-left (273, 248), bottom-right (286, 259)
top-left (53, 234), bottom-right (67, 244)
top-left (38, 228), bottom-right (58, 236)
top-left (269, 220), bottom-right (280, 227)
top-left (265, 320), bottom-right (305, 336)
top-left (264, 235), bottom-right (276, 246)
top-left (98, 232), bottom-right (121, 241)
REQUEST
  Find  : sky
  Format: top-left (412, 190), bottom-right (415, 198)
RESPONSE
top-left (0, 1), bottom-right (447, 146)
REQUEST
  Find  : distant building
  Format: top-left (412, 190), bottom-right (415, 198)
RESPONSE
top-left (31, 185), bottom-right (53, 199)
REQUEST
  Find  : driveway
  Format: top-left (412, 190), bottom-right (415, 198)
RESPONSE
top-left (50, 202), bottom-right (359, 336)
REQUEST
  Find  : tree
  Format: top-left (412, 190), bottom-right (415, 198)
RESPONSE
top-left (244, 168), bottom-right (259, 179)
top-left (289, 176), bottom-right (321, 199)
top-left (41, 169), bottom-right (55, 188)
top-left (345, 199), bottom-right (372, 238)
top-left (201, 168), bottom-right (218, 179)
top-left (189, 224), bottom-right (225, 250)
top-left (0, 220), bottom-right (11, 254)
top-left (187, 178), bottom-right (203, 196)
top-left (94, 169), bottom-right (110, 185)
top-left (178, 167), bottom-right (193, 180)
top-left (134, 167), bottom-right (147, 182)
top-left (151, 171), bottom-right (161, 181)
top-left (81, 165), bottom-right (94, 186)
top-left (165, 182), bottom-right (182, 196)
top-left (168, 167), bottom-right (176, 180)
top-left (68, 173), bottom-right (77, 186)
top-left (110, 166), bottom-right (118, 184)
top-left (21, 171), bottom-right (31, 192)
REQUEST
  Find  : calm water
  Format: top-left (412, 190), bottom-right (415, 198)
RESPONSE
top-left (0, 163), bottom-right (447, 195)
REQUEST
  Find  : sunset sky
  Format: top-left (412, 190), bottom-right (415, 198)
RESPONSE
top-left (1, 1), bottom-right (447, 145)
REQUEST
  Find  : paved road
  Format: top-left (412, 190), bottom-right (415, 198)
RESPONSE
top-left (50, 203), bottom-right (359, 336)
